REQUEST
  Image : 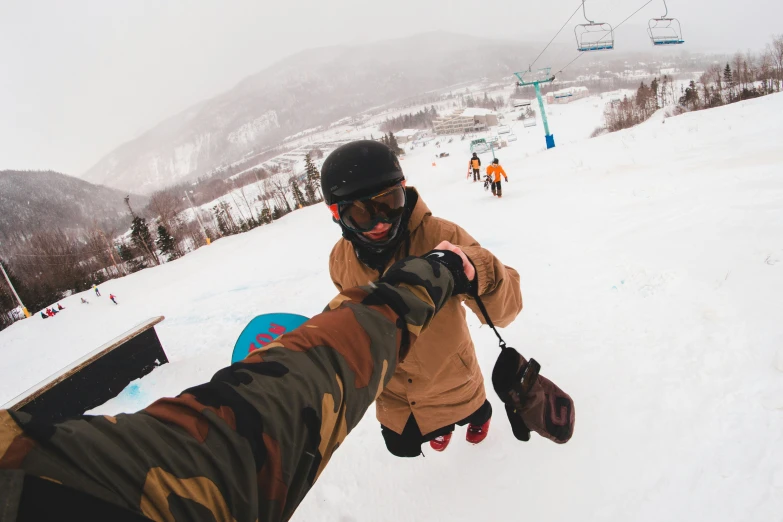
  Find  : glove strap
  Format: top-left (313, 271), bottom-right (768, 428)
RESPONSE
top-left (470, 291), bottom-right (507, 350)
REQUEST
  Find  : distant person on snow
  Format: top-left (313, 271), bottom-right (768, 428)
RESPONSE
top-left (80, 297), bottom-right (89, 304)
top-left (93, 284), bottom-right (101, 297)
top-left (487, 158), bottom-right (508, 198)
top-left (40, 311), bottom-right (48, 319)
top-left (57, 303), bottom-right (65, 310)
top-left (321, 140), bottom-right (523, 457)
top-left (469, 152), bottom-right (481, 182)
top-left (109, 294), bottom-right (118, 305)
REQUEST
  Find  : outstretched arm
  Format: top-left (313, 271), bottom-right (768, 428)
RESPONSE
top-left (0, 256), bottom-right (457, 522)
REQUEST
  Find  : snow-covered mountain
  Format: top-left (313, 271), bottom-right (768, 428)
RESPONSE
top-left (80, 32), bottom-right (567, 194)
top-left (0, 170), bottom-right (147, 240)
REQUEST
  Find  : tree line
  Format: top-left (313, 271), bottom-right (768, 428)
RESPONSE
top-left (597, 34), bottom-right (783, 135)
top-left (379, 107), bottom-right (439, 133)
top-left (463, 92), bottom-right (506, 111)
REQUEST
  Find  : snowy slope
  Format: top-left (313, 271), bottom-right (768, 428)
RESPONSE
top-left (2, 94), bottom-right (783, 521)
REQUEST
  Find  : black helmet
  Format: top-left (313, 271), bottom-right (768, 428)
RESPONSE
top-left (321, 141), bottom-right (404, 205)
top-left (493, 158), bottom-right (499, 164)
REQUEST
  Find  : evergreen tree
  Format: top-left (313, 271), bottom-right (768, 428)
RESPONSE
top-left (724, 64), bottom-right (734, 102)
top-left (155, 224), bottom-right (179, 261)
top-left (387, 132), bottom-right (402, 155)
top-left (290, 179), bottom-right (306, 209)
top-left (679, 80), bottom-right (700, 110)
top-left (650, 78), bottom-right (660, 108)
top-left (117, 241), bottom-right (144, 273)
top-left (304, 153), bottom-right (322, 204)
top-left (130, 216), bottom-right (160, 266)
top-left (212, 205), bottom-right (231, 236)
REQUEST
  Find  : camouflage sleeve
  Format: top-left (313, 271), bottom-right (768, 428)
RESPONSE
top-left (0, 257), bottom-right (454, 522)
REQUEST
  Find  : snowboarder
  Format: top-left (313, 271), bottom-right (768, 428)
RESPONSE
top-left (0, 252), bottom-right (478, 521)
top-left (487, 158), bottom-right (508, 197)
top-left (109, 294), bottom-right (118, 305)
top-left (80, 297), bottom-right (89, 304)
top-left (57, 303), bottom-right (65, 310)
top-left (321, 140), bottom-right (522, 456)
top-left (93, 284), bottom-right (101, 297)
top-left (469, 152), bottom-right (481, 182)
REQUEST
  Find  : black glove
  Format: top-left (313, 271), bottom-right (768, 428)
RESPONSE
top-left (422, 250), bottom-right (473, 295)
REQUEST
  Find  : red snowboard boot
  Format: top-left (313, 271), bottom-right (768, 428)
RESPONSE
top-left (466, 419), bottom-right (490, 444)
top-left (429, 433), bottom-right (452, 452)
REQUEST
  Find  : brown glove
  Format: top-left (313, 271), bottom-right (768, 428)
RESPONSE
top-left (491, 346), bottom-right (575, 444)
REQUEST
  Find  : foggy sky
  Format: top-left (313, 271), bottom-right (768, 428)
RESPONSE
top-left (1, 0), bottom-right (780, 176)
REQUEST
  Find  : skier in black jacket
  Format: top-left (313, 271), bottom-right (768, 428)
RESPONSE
top-left (469, 152), bottom-right (481, 181)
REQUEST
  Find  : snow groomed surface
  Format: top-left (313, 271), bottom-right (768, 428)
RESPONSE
top-left (2, 93), bottom-right (782, 521)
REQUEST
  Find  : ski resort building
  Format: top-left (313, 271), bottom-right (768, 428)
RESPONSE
top-left (432, 108), bottom-right (499, 135)
top-left (394, 129), bottom-right (420, 144)
top-left (546, 86), bottom-right (589, 104)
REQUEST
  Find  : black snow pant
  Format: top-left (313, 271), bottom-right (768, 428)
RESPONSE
top-left (491, 180), bottom-right (502, 196)
top-left (1, 471), bottom-right (152, 522)
top-left (473, 168), bottom-right (480, 181)
top-left (381, 399), bottom-right (493, 458)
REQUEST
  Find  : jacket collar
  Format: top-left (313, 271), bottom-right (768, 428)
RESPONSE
top-left (406, 187), bottom-right (430, 234)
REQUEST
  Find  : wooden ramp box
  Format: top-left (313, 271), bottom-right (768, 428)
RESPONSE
top-left (3, 317), bottom-right (168, 423)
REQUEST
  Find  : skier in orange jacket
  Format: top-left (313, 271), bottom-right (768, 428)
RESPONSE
top-left (486, 158), bottom-right (508, 197)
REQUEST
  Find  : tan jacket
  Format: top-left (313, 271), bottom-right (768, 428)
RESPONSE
top-left (329, 188), bottom-right (523, 434)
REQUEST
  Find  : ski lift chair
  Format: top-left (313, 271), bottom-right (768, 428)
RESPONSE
top-left (648, 1), bottom-right (684, 45)
top-left (575, 1), bottom-right (614, 52)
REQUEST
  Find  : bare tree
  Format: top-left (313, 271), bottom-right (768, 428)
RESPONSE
top-left (759, 51), bottom-right (774, 93)
top-left (84, 229), bottom-right (122, 278)
top-left (768, 34), bottom-right (783, 92)
top-left (147, 190), bottom-right (182, 229)
top-left (266, 177), bottom-right (292, 215)
top-left (237, 183), bottom-right (257, 224)
top-left (225, 184), bottom-right (250, 224)
top-left (709, 64), bottom-right (724, 103)
top-left (698, 72), bottom-right (712, 105)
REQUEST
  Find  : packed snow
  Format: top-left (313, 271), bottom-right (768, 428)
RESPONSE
top-left (2, 93), bottom-right (782, 521)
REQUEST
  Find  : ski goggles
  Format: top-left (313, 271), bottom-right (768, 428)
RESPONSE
top-left (329, 183), bottom-right (407, 232)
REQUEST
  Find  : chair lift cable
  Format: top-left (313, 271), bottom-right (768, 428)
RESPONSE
top-left (555, 0), bottom-right (655, 75)
top-left (528, 2), bottom-right (584, 71)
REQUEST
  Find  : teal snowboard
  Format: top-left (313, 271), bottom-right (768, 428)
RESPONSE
top-left (231, 313), bottom-right (309, 364)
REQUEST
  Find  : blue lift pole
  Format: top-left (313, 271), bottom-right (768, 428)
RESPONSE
top-left (514, 69), bottom-right (556, 150)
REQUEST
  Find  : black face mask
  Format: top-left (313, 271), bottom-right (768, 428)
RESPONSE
top-left (340, 188), bottom-right (418, 273)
